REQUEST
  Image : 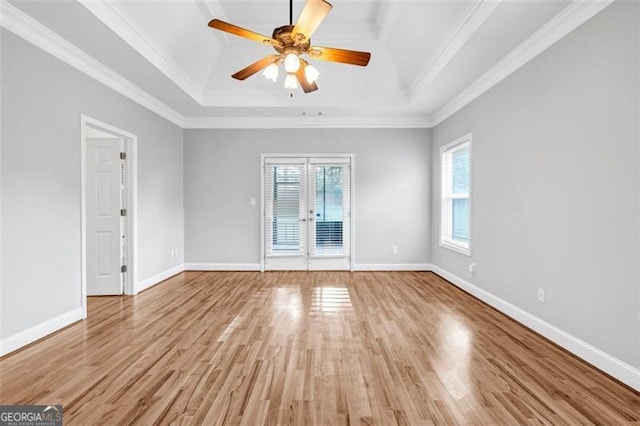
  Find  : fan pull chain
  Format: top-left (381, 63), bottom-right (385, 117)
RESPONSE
top-left (289, 0), bottom-right (293, 25)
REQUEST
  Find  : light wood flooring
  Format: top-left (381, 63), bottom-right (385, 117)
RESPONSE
top-left (1, 271), bottom-right (640, 424)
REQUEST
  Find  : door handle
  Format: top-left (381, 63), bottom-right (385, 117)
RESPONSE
top-left (300, 218), bottom-right (306, 222)
top-left (309, 217), bottom-right (314, 222)
top-left (309, 209), bottom-right (314, 214)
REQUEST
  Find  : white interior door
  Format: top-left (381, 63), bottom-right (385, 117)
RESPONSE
top-left (86, 137), bottom-right (124, 295)
top-left (264, 156), bottom-right (351, 271)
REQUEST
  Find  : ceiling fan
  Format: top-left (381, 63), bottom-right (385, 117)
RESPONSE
top-left (208, 0), bottom-right (371, 94)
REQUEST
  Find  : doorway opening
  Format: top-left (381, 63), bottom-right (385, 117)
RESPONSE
top-left (81, 115), bottom-right (137, 318)
top-left (261, 154), bottom-right (353, 271)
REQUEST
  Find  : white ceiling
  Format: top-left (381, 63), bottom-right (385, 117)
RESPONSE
top-left (6, 0), bottom-right (609, 127)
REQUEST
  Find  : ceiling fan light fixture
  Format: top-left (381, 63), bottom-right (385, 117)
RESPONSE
top-left (208, 0), bottom-right (371, 94)
top-left (304, 64), bottom-right (320, 84)
top-left (284, 73), bottom-right (298, 90)
top-left (262, 63), bottom-right (279, 82)
top-left (284, 52), bottom-right (301, 73)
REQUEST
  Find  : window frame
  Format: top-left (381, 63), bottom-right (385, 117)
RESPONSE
top-left (439, 134), bottom-right (472, 256)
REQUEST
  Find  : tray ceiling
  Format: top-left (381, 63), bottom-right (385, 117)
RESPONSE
top-left (5, 0), bottom-right (612, 127)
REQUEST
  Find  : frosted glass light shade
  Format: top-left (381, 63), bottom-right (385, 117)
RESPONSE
top-left (304, 64), bottom-right (320, 84)
top-left (284, 53), bottom-right (300, 73)
top-left (262, 63), bottom-right (279, 82)
top-left (284, 73), bottom-right (298, 90)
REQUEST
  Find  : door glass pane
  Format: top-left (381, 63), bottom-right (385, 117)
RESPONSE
top-left (273, 166), bottom-right (300, 251)
top-left (315, 166), bottom-right (343, 254)
top-left (452, 198), bottom-right (469, 243)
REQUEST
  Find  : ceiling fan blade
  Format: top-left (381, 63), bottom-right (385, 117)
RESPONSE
top-left (292, 0), bottom-right (332, 42)
top-left (296, 64), bottom-right (319, 93)
top-left (309, 46), bottom-right (371, 66)
top-left (232, 55), bottom-right (280, 80)
top-left (208, 19), bottom-right (278, 46)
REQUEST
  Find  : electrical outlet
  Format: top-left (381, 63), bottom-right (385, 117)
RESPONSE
top-left (537, 288), bottom-right (545, 303)
top-left (392, 246), bottom-right (398, 255)
top-left (469, 263), bottom-right (476, 274)
top-left (250, 197), bottom-right (256, 206)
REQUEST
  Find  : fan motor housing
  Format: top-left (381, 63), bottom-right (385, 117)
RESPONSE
top-left (272, 25), bottom-right (310, 54)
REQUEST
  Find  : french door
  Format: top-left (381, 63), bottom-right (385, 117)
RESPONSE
top-left (263, 156), bottom-right (352, 270)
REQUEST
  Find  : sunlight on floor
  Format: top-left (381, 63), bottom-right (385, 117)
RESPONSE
top-left (311, 286), bottom-right (352, 314)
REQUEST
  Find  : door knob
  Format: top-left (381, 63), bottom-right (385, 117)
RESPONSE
top-left (300, 218), bottom-right (306, 222)
top-left (309, 209), bottom-right (314, 214)
top-left (309, 217), bottom-right (314, 222)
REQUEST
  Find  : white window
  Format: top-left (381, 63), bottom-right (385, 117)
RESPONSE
top-left (440, 134), bottom-right (471, 255)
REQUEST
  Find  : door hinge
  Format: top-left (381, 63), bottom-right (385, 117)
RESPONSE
top-left (120, 152), bottom-right (126, 160)
top-left (121, 265), bottom-right (127, 273)
top-left (120, 208), bottom-right (127, 216)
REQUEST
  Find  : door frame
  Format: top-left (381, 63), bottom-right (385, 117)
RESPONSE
top-left (260, 153), bottom-right (355, 272)
top-left (80, 115), bottom-right (138, 318)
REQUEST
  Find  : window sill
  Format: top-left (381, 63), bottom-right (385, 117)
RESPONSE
top-left (439, 240), bottom-right (470, 256)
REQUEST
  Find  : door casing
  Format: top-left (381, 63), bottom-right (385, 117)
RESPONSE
top-left (260, 153), bottom-right (355, 272)
top-left (81, 115), bottom-right (138, 318)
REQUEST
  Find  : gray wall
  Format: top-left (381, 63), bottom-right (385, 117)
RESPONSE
top-left (1, 30), bottom-right (184, 339)
top-left (431, 2), bottom-right (639, 368)
top-left (184, 128), bottom-right (431, 266)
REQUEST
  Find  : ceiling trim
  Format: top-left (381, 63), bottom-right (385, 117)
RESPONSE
top-left (79, 0), bottom-right (204, 104)
top-left (0, 0), bottom-right (616, 130)
top-left (0, 1), bottom-right (184, 127)
top-left (409, 0), bottom-right (501, 96)
top-left (200, 92), bottom-right (409, 107)
top-left (374, 1), bottom-right (395, 41)
top-left (429, 0), bottom-right (615, 127)
top-left (184, 115), bottom-right (432, 129)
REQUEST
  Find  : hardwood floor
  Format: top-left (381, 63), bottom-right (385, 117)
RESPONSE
top-left (1, 271), bottom-right (639, 425)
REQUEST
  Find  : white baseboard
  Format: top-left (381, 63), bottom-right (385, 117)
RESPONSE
top-left (352, 263), bottom-right (433, 271)
top-left (185, 263), bottom-right (262, 271)
top-left (430, 265), bottom-right (640, 391)
top-left (0, 307), bottom-right (83, 357)
top-left (136, 263), bottom-right (185, 293)
top-left (184, 263), bottom-right (433, 272)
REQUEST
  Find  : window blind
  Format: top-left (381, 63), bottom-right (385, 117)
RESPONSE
top-left (308, 160), bottom-right (350, 257)
top-left (440, 135), bottom-right (471, 254)
top-left (264, 161), bottom-right (306, 255)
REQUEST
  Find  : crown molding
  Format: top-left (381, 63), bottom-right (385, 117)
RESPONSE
top-left (79, 0), bottom-right (204, 104)
top-left (374, 0), bottom-right (396, 41)
top-left (1, 0), bottom-right (615, 131)
top-left (200, 91), bottom-right (409, 107)
top-left (0, 1), bottom-right (184, 128)
top-left (410, 0), bottom-right (501, 96)
top-left (183, 115), bottom-right (431, 129)
top-left (428, 0), bottom-right (615, 127)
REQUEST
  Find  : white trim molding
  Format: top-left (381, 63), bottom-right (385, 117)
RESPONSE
top-left (137, 264), bottom-right (186, 293)
top-left (352, 263), bottom-right (433, 272)
top-left (430, 0), bottom-right (615, 126)
top-left (185, 263), bottom-right (262, 271)
top-left (186, 263), bottom-right (432, 272)
top-left (430, 265), bottom-right (640, 391)
top-left (410, 0), bottom-right (501, 96)
top-left (81, 115), bottom-right (139, 318)
top-left (0, 0), bottom-right (614, 130)
top-left (183, 116), bottom-right (431, 129)
top-left (79, 0), bottom-right (203, 104)
top-left (0, 1), bottom-right (184, 127)
top-left (0, 308), bottom-right (83, 357)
